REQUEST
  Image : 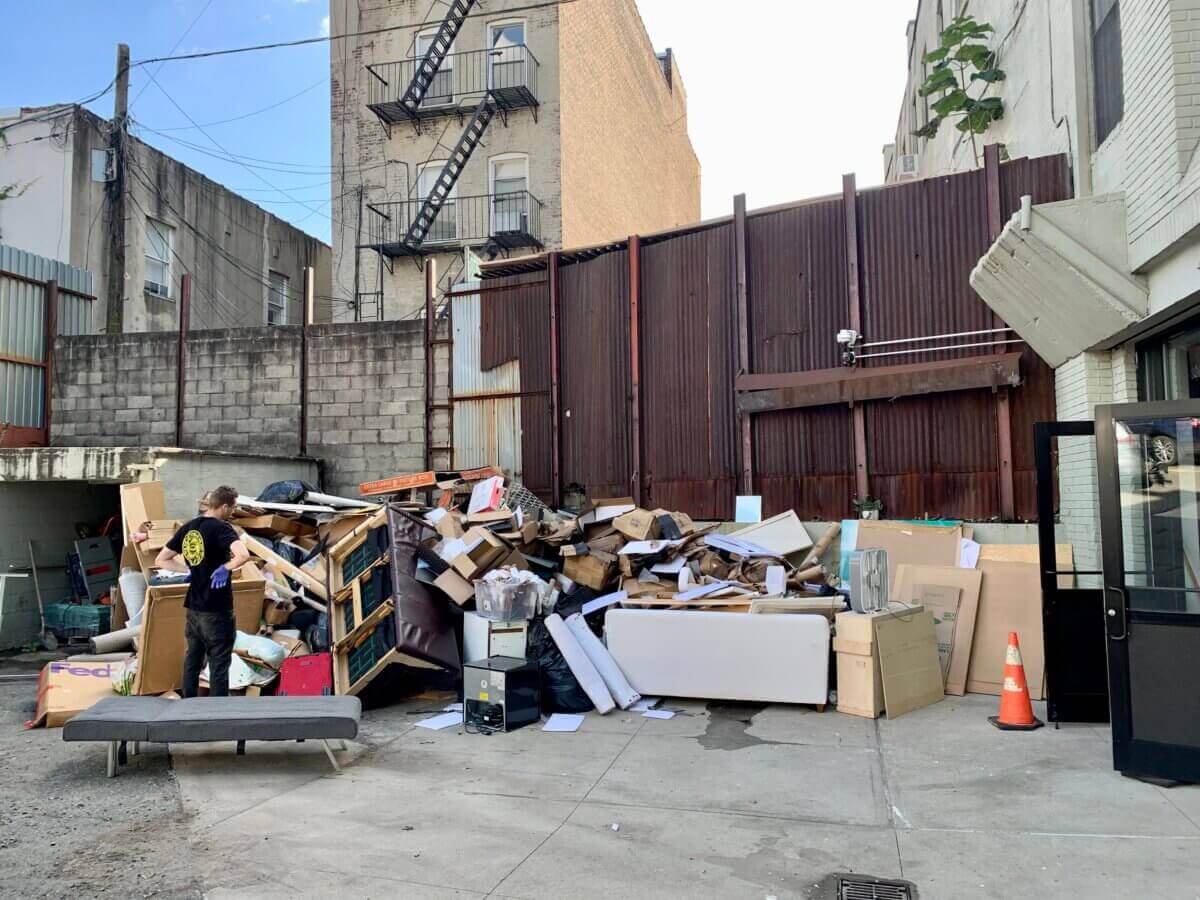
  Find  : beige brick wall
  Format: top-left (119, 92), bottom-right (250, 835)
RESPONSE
top-left (558, 0), bottom-right (699, 246)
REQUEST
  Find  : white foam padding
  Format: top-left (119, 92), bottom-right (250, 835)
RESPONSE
top-left (545, 613), bottom-right (615, 714)
top-left (565, 613), bottom-right (641, 710)
top-left (605, 609), bottom-right (830, 705)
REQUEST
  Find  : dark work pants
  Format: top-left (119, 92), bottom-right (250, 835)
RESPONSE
top-left (182, 609), bottom-right (236, 698)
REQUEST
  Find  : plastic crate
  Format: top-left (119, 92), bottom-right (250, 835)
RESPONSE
top-left (43, 602), bottom-right (111, 639)
top-left (345, 621), bottom-right (393, 686)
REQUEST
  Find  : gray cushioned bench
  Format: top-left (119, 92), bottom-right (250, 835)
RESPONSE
top-left (64, 696), bottom-right (361, 777)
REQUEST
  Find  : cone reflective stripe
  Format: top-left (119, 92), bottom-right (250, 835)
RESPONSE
top-left (989, 631), bottom-right (1043, 731)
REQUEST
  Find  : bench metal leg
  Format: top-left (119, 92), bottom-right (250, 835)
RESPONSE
top-left (321, 740), bottom-right (342, 774)
top-left (106, 741), bottom-right (118, 778)
top-left (235, 739), bottom-right (246, 756)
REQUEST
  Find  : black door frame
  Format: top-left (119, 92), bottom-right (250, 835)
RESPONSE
top-left (1034, 420), bottom-right (1109, 723)
top-left (1097, 399), bottom-right (1200, 782)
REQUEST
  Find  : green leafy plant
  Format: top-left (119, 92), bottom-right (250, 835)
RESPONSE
top-left (913, 14), bottom-right (1006, 164)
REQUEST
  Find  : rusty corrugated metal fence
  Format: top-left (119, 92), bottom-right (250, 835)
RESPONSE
top-left (474, 153), bottom-right (1071, 521)
top-left (0, 244), bottom-right (94, 446)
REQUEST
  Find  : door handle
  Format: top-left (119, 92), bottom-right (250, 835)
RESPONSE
top-left (1106, 586), bottom-right (1128, 641)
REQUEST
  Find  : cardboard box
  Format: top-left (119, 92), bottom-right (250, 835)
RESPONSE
top-left (451, 527), bottom-right (510, 580)
top-left (855, 520), bottom-right (963, 593)
top-left (434, 512), bottom-right (466, 541)
top-left (233, 514), bottom-right (316, 539)
top-left (564, 553), bottom-right (615, 591)
top-left (30, 657), bottom-right (126, 727)
top-left (140, 519), bottom-right (184, 552)
top-left (578, 497), bottom-right (637, 528)
top-left (120, 481), bottom-right (166, 543)
top-left (434, 568), bottom-right (476, 606)
top-left (876, 610), bottom-right (944, 718)
top-left (892, 564), bottom-right (983, 696)
top-left (833, 606), bottom-right (924, 718)
top-left (614, 508), bottom-right (660, 542)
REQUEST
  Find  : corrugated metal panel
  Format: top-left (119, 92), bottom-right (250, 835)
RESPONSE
top-left (451, 285), bottom-right (522, 480)
top-left (747, 197), bottom-right (856, 520)
top-left (639, 224), bottom-right (738, 519)
top-left (558, 249), bottom-right (631, 498)
top-left (0, 243), bottom-right (93, 433)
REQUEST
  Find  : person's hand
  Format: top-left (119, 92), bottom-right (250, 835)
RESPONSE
top-left (210, 567), bottom-right (230, 590)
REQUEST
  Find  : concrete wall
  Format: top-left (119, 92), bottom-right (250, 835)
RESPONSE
top-left (558, 0), bottom-right (700, 246)
top-left (49, 320), bottom-right (434, 497)
top-left (0, 105), bottom-right (333, 332)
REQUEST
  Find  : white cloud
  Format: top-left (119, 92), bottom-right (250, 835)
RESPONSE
top-left (319, 14), bottom-right (330, 37)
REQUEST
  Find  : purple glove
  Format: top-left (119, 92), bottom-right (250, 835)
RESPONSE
top-left (210, 567), bottom-right (230, 590)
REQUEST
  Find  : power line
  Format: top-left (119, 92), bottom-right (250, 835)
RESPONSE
top-left (141, 77), bottom-right (328, 131)
top-left (129, 0), bottom-right (579, 67)
top-left (129, 0), bottom-right (214, 109)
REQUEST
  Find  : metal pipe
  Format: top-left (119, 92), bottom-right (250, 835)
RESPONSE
top-left (858, 327), bottom-right (1012, 349)
top-left (854, 339), bottom-right (1025, 361)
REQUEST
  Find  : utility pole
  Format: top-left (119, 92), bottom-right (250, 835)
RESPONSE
top-left (105, 43), bottom-right (130, 334)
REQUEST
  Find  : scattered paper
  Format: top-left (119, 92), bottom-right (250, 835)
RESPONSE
top-left (582, 591), bottom-right (627, 616)
top-left (629, 697), bottom-right (661, 711)
top-left (543, 714), bottom-right (585, 732)
top-left (414, 712), bottom-right (463, 730)
top-left (443, 702), bottom-right (463, 712)
top-left (641, 709), bottom-right (675, 720)
top-left (734, 495), bottom-right (763, 523)
top-left (704, 534), bottom-right (778, 559)
top-left (618, 539), bottom-right (684, 556)
top-left (958, 538), bottom-right (981, 569)
top-left (650, 555), bottom-right (686, 575)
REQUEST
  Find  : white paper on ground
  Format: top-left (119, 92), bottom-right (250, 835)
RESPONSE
top-left (581, 591), bottom-right (627, 616)
top-left (542, 713), bottom-right (585, 732)
top-left (734, 495), bottom-right (762, 523)
top-left (650, 555), bottom-right (686, 575)
top-left (566, 612), bottom-right (641, 709)
top-left (641, 709), bottom-right (675, 720)
top-left (958, 538), bottom-right (981, 568)
top-left (545, 613), bottom-right (616, 714)
top-left (629, 697), bottom-right (661, 711)
top-left (415, 712), bottom-right (463, 730)
top-left (704, 534), bottom-right (779, 558)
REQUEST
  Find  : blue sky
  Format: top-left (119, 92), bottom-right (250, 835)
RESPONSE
top-left (0, 2), bottom-right (915, 247)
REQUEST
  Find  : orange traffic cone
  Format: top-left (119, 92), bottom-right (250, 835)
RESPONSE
top-left (988, 632), bottom-right (1043, 731)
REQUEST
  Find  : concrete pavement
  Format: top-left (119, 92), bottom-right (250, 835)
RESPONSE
top-left (159, 694), bottom-right (1200, 899)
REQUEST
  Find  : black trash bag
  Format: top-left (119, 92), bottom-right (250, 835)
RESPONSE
top-left (305, 611), bottom-right (330, 653)
top-left (256, 480), bottom-right (318, 504)
top-left (527, 618), bottom-right (592, 713)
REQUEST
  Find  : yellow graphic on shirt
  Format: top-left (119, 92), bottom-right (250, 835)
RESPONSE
top-left (181, 530), bottom-right (205, 567)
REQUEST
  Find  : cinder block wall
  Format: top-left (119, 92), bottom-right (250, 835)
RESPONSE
top-left (52, 320), bottom-right (435, 496)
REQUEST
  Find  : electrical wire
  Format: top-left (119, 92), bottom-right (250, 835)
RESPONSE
top-left (141, 77), bottom-right (328, 131)
top-left (129, 0), bottom-right (214, 109)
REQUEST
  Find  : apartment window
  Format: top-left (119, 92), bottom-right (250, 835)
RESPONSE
top-left (1092, 0), bottom-right (1123, 145)
top-left (488, 20), bottom-right (526, 90)
top-left (267, 271), bottom-right (288, 325)
top-left (490, 154), bottom-right (529, 235)
top-left (415, 28), bottom-right (454, 106)
top-left (417, 161), bottom-right (457, 243)
top-left (144, 219), bottom-right (173, 299)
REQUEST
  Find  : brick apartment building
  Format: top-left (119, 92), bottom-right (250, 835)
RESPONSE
top-left (884, 0), bottom-right (1200, 583)
top-left (329, 0), bottom-right (700, 320)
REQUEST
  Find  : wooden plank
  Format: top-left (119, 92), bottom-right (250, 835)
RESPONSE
top-left (241, 533), bottom-right (327, 600)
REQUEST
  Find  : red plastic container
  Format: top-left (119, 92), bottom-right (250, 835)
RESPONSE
top-left (277, 652), bottom-right (333, 697)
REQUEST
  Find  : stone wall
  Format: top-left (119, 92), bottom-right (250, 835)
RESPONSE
top-left (51, 320), bottom-right (436, 496)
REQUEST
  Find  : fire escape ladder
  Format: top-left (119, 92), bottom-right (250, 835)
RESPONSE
top-left (401, 93), bottom-right (496, 249)
top-left (400, 0), bottom-right (477, 114)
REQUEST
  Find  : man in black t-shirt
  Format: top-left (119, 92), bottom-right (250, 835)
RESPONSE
top-left (156, 485), bottom-right (251, 697)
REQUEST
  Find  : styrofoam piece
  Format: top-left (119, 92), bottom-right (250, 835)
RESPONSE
top-left (545, 613), bottom-right (615, 714)
top-left (565, 613), bottom-right (641, 710)
top-left (605, 609), bottom-right (829, 705)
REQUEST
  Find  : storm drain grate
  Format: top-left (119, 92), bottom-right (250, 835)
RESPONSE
top-left (837, 874), bottom-right (914, 900)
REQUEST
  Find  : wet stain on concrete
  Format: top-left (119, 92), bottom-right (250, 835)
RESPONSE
top-left (698, 701), bottom-right (781, 751)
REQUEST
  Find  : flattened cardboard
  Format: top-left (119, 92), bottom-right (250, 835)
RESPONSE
top-left (833, 606), bottom-right (924, 718)
top-left (31, 658), bottom-right (126, 727)
top-left (578, 497), bottom-right (636, 528)
top-left (564, 553), bottom-right (615, 591)
top-left (979, 543), bottom-right (1075, 588)
top-left (732, 510), bottom-right (813, 556)
top-left (120, 482), bottom-right (165, 543)
top-left (855, 520), bottom-right (962, 592)
top-left (966, 559), bottom-right (1045, 700)
top-left (916, 584), bottom-right (961, 682)
top-left (892, 564), bottom-right (982, 696)
top-left (876, 610), bottom-right (944, 718)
